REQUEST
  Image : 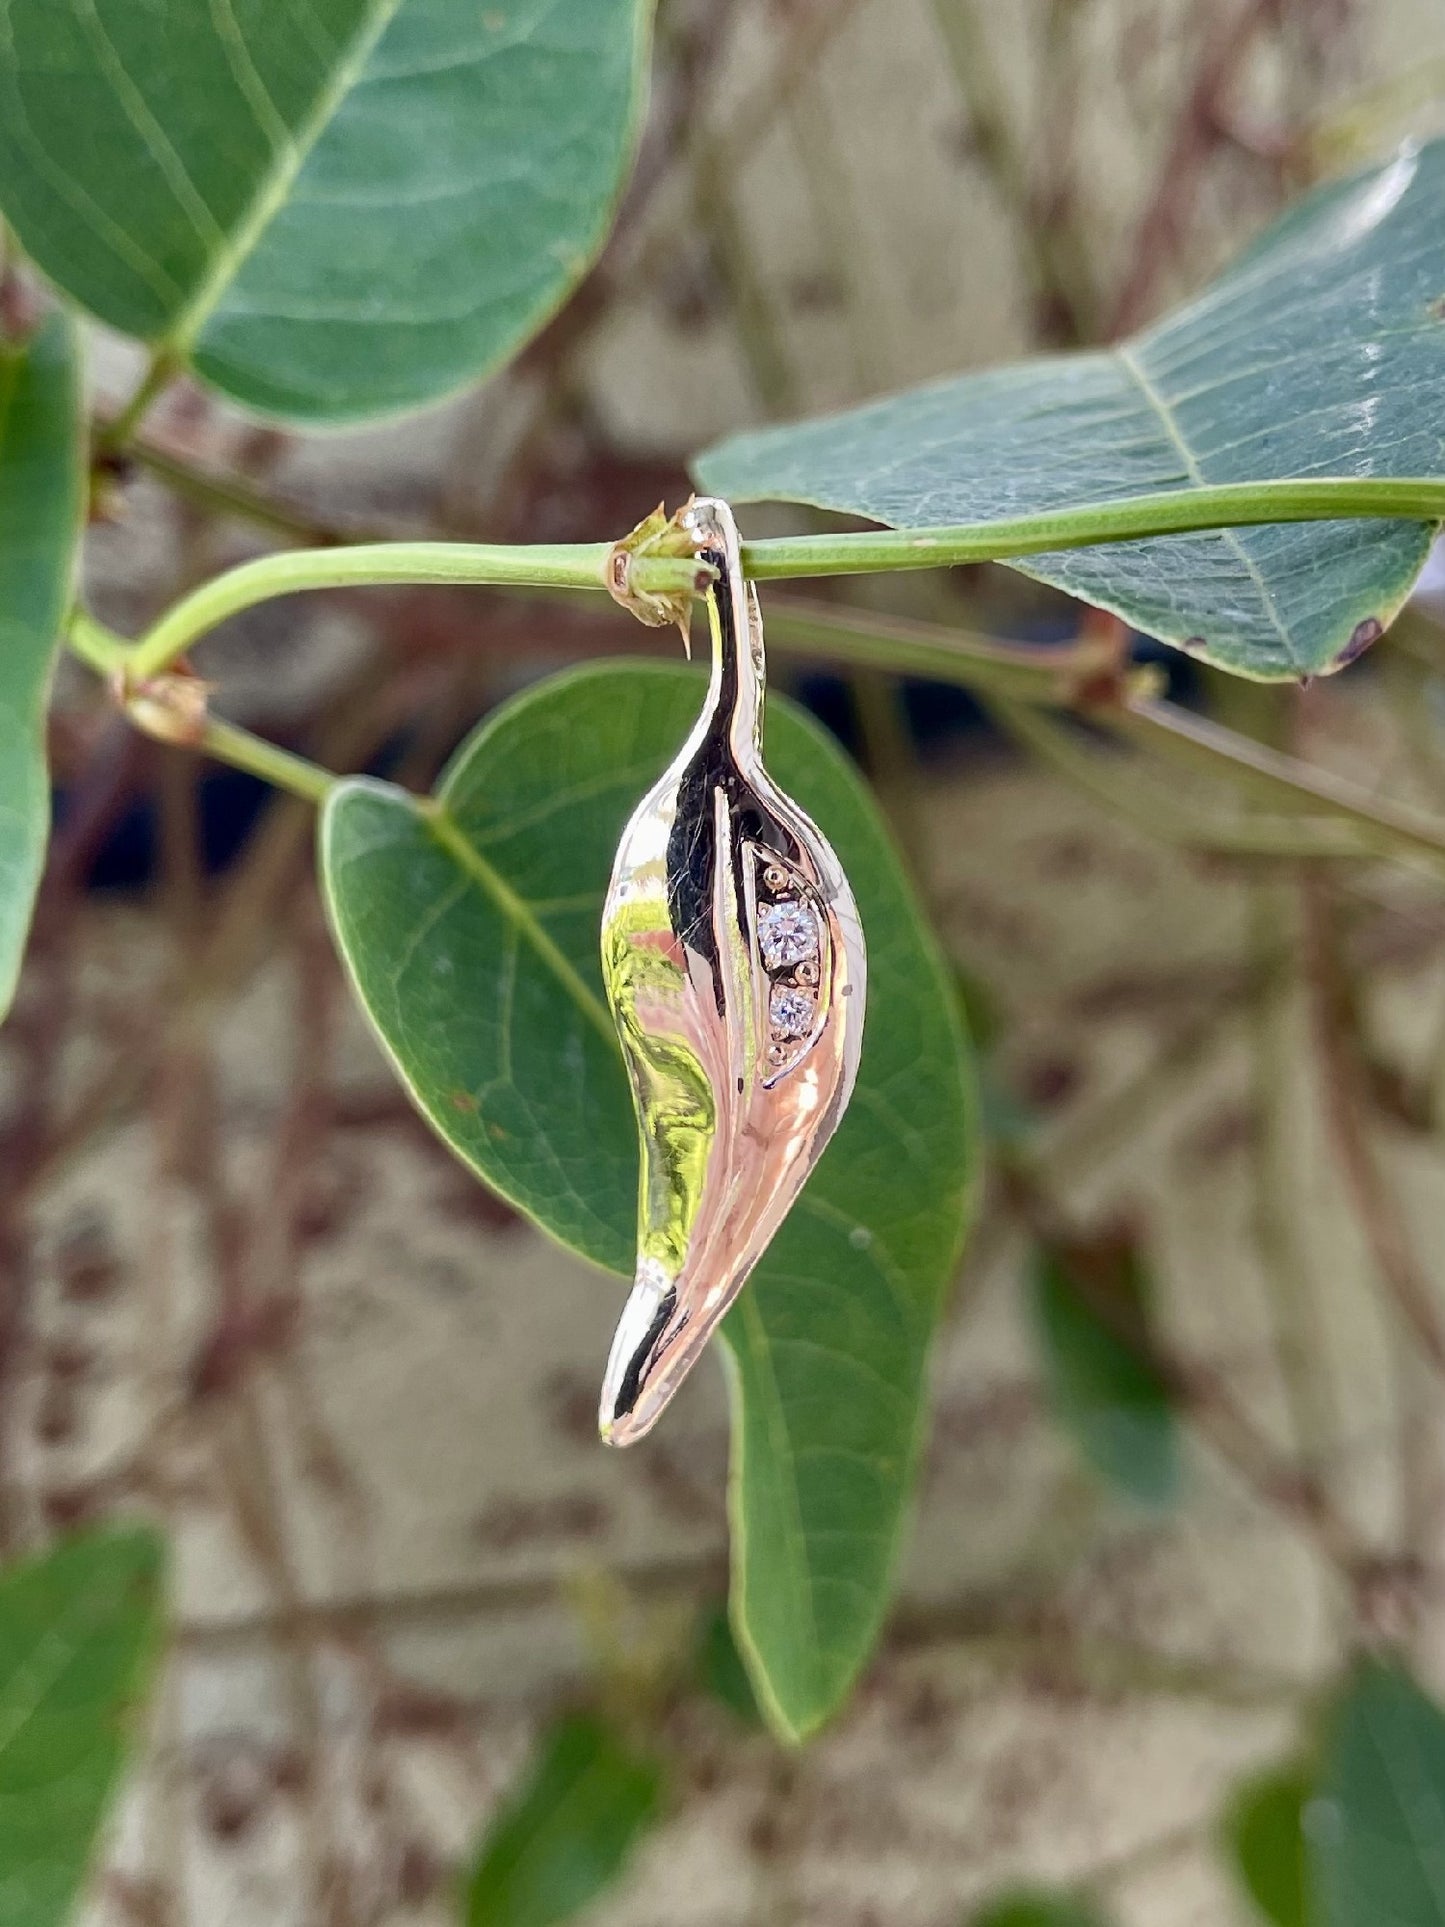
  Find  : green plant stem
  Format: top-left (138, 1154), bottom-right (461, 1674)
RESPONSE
top-left (75, 477), bottom-right (1445, 853)
top-left (739, 477), bottom-right (1445, 578)
top-left (95, 352), bottom-right (178, 455)
top-left (66, 608), bottom-right (136, 678)
top-left (193, 716), bottom-right (337, 807)
top-left (124, 540), bottom-right (700, 682)
top-left (67, 612), bottom-right (337, 807)
top-left (119, 475), bottom-right (1445, 681)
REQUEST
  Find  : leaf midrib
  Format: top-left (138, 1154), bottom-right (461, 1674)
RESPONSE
top-left (423, 799), bottom-right (616, 1049)
top-left (733, 1292), bottom-right (822, 1722)
top-left (1114, 341), bottom-right (1299, 668)
top-left (165, 0), bottom-right (406, 356)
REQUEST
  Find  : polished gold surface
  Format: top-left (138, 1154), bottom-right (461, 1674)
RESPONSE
top-left (598, 498), bottom-right (867, 1444)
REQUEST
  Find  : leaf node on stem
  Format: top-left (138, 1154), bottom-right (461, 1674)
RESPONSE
top-left (606, 500), bottom-right (714, 638)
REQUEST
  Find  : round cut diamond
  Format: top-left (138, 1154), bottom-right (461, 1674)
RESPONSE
top-left (757, 899), bottom-right (818, 970)
top-left (770, 984), bottom-right (816, 1039)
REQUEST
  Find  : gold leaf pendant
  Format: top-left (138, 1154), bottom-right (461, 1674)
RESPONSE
top-left (598, 499), bottom-right (867, 1443)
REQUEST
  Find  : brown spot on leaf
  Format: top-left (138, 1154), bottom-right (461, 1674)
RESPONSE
top-left (1431, 294), bottom-right (1445, 320)
top-left (1336, 616), bottom-right (1383, 668)
top-left (449, 1089), bottom-right (478, 1113)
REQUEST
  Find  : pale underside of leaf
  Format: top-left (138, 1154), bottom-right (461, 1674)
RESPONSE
top-left (695, 140), bottom-right (1445, 680)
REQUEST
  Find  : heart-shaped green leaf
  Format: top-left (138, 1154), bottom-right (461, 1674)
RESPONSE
top-left (1311, 1658), bottom-right (1445, 1925)
top-left (696, 140), bottom-right (1445, 680)
top-left (320, 661), bottom-right (976, 1740)
top-left (0, 1526), bottom-right (165, 1927)
top-left (0, 0), bottom-right (652, 423)
top-left (0, 314), bottom-right (84, 1020)
top-left (466, 1713), bottom-right (662, 1927)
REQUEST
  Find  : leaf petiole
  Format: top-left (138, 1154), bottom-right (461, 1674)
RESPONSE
top-left (122, 540), bottom-right (702, 683)
top-left (93, 351), bottom-right (178, 456)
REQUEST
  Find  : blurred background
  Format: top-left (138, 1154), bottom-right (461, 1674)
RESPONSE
top-left (12, 0), bottom-right (1445, 1920)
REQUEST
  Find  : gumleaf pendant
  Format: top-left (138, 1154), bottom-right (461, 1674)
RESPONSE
top-left (598, 498), bottom-right (867, 1444)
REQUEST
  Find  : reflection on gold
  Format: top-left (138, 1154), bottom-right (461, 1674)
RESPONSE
top-left (598, 500), bottom-right (867, 1445)
top-left (605, 915), bottom-right (715, 1276)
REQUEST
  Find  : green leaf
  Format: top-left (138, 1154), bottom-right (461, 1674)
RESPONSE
top-left (465, 1713), bottom-right (662, 1927)
top-left (968, 1894), bottom-right (1112, 1927)
top-left (0, 314), bottom-right (84, 1021)
top-left (0, 0), bottom-right (652, 423)
top-left (1030, 1236), bottom-right (1180, 1509)
top-left (1226, 1765), bottom-right (1311, 1927)
top-left (320, 661), bottom-right (976, 1741)
top-left (1311, 1657), bottom-right (1445, 1925)
top-left (694, 1602), bottom-right (762, 1728)
top-left (695, 140), bottom-right (1445, 680)
top-left (0, 1526), bottom-right (165, 1927)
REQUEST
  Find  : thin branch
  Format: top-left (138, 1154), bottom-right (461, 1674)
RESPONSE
top-left (1108, 0), bottom-right (1280, 334)
top-left (100, 475), bottom-right (1445, 682)
top-left (1114, 698), bottom-right (1445, 870)
top-left (124, 434), bottom-right (398, 548)
top-left (1247, 884), bottom-right (1336, 1472)
top-left (928, 0), bottom-right (1099, 339)
top-left (739, 478), bottom-right (1445, 579)
top-left (768, 598), bottom-right (1445, 871)
top-left (68, 540), bottom-right (1445, 878)
top-left (1303, 880), bottom-right (1445, 1384)
top-left (763, 593), bottom-right (1102, 699)
top-left (95, 352), bottom-right (179, 456)
top-left (992, 695), bottom-right (1388, 862)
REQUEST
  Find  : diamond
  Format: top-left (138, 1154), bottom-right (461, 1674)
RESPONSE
top-left (770, 984), bottom-right (816, 1038)
top-left (757, 900), bottom-right (818, 971)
